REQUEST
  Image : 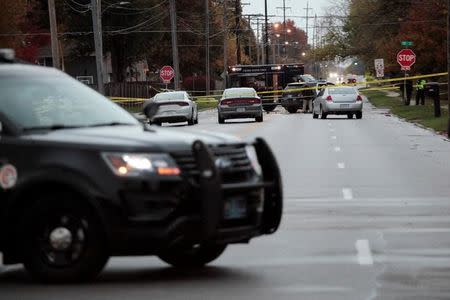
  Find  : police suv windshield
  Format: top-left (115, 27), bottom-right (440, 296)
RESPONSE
top-left (0, 75), bottom-right (138, 130)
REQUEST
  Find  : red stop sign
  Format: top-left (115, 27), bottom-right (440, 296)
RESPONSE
top-left (160, 65), bottom-right (175, 82)
top-left (397, 49), bottom-right (416, 68)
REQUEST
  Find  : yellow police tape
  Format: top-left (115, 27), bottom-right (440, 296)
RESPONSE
top-left (110, 72), bottom-right (449, 103)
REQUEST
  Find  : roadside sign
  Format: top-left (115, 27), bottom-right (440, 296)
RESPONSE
top-left (401, 41), bottom-right (413, 47)
top-left (160, 65), bottom-right (175, 83)
top-left (374, 58), bottom-right (384, 78)
top-left (397, 49), bottom-right (416, 70)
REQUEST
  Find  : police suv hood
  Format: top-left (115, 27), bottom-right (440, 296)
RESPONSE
top-left (23, 125), bottom-right (244, 152)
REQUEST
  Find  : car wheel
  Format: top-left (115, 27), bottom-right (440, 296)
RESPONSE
top-left (194, 114), bottom-right (199, 124)
top-left (20, 192), bottom-right (108, 283)
top-left (263, 104), bottom-right (276, 112)
top-left (356, 111), bottom-right (362, 119)
top-left (312, 105), bottom-right (319, 119)
top-left (320, 106), bottom-right (327, 119)
top-left (256, 114), bottom-right (263, 122)
top-left (218, 115), bottom-right (225, 124)
top-left (187, 117), bottom-right (195, 126)
top-left (286, 107), bottom-right (298, 114)
top-left (347, 113), bottom-right (353, 119)
top-left (159, 244), bottom-right (227, 268)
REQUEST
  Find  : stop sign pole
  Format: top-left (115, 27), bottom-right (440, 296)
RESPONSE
top-left (397, 48), bottom-right (416, 105)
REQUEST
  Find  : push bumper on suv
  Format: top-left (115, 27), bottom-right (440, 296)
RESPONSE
top-left (110, 138), bottom-right (282, 255)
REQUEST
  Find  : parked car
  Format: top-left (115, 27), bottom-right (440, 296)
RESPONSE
top-left (281, 82), bottom-right (316, 114)
top-left (312, 86), bottom-right (363, 119)
top-left (148, 91), bottom-right (198, 126)
top-left (0, 51), bottom-right (283, 283)
top-left (217, 87), bottom-right (263, 123)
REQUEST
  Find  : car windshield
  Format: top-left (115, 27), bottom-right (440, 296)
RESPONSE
top-left (301, 75), bottom-right (316, 82)
top-left (223, 88), bottom-right (257, 99)
top-left (155, 92), bottom-right (186, 101)
top-left (0, 75), bottom-right (139, 130)
top-left (328, 87), bottom-right (357, 95)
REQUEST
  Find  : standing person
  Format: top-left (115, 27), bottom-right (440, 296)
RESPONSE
top-left (416, 78), bottom-right (426, 105)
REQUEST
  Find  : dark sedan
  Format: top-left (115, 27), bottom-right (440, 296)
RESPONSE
top-left (217, 87), bottom-right (263, 123)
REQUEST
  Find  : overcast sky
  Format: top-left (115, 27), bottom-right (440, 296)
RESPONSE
top-left (243, 0), bottom-right (331, 33)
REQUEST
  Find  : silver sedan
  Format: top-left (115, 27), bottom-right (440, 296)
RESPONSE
top-left (149, 91), bottom-right (198, 126)
top-left (312, 86), bottom-right (363, 119)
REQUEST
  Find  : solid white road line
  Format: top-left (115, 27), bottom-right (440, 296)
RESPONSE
top-left (355, 239), bottom-right (374, 265)
top-left (342, 188), bottom-right (353, 200)
top-left (337, 162), bottom-right (345, 169)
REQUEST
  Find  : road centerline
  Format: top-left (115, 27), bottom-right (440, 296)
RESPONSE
top-left (355, 239), bottom-right (374, 266)
top-left (342, 188), bottom-right (353, 200)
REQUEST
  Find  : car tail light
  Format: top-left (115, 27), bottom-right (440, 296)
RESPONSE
top-left (356, 95), bottom-right (363, 101)
top-left (326, 95), bottom-right (333, 102)
top-left (221, 98), bottom-right (261, 105)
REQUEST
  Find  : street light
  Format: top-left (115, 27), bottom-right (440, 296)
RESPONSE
top-left (301, 52), bottom-right (306, 57)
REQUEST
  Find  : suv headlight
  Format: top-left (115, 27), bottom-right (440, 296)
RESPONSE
top-left (245, 145), bottom-right (262, 176)
top-left (102, 153), bottom-right (180, 177)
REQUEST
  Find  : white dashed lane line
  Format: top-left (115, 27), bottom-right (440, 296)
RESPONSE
top-left (342, 188), bottom-right (353, 200)
top-left (331, 136), bottom-right (337, 140)
top-left (337, 162), bottom-right (345, 169)
top-left (355, 239), bottom-right (374, 266)
top-left (334, 146), bottom-right (341, 152)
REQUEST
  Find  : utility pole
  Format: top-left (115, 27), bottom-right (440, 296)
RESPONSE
top-left (235, 0), bottom-right (242, 64)
top-left (48, 0), bottom-right (60, 69)
top-left (169, 0), bottom-right (180, 90)
top-left (276, 1), bottom-right (291, 62)
top-left (447, 0), bottom-right (450, 138)
top-left (303, 1), bottom-right (313, 43)
top-left (91, 0), bottom-right (104, 94)
top-left (264, 0), bottom-right (269, 64)
top-left (256, 18), bottom-right (260, 64)
top-left (313, 14), bottom-right (317, 77)
top-left (205, 0), bottom-right (210, 95)
top-left (223, 0), bottom-right (228, 84)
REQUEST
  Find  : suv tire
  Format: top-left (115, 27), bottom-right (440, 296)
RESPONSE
top-left (356, 111), bottom-right (362, 119)
top-left (255, 114), bottom-right (264, 122)
top-left (21, 192), bottom-right (108, 283)
top-left (218, 115), bottom-right (225, 124)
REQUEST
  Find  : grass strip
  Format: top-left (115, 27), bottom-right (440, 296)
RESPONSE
top-left (363, 91), bottom-right (448, 134)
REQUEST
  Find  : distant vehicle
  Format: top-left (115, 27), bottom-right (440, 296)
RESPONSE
top-left (298, 74), bottom-right (317, 83)
top-left (218, 87), bottom-right (263, 123)
top-left (281, 82), bottom-right (316, 114)
top-left (0, 50), bottom-right (283, 283)
top-left (227, 64), bottom-right (305, 112)
top-left (148, 91), bottom-right (198, 126)
top-left (312, 86), bottom-right (363, 119)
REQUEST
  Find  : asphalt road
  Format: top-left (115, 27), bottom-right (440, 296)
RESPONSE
top-left (2, 99), bottom-right (450, 299)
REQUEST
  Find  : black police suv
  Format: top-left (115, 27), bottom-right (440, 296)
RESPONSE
top-left (0, 51), bottom-right (283, 282)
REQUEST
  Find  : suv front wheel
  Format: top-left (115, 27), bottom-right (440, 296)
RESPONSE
top-left (20, 191), bottom-right (109, 283)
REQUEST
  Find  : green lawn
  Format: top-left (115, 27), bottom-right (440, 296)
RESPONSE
top-left (363, 91), bottom-right (449, 134)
